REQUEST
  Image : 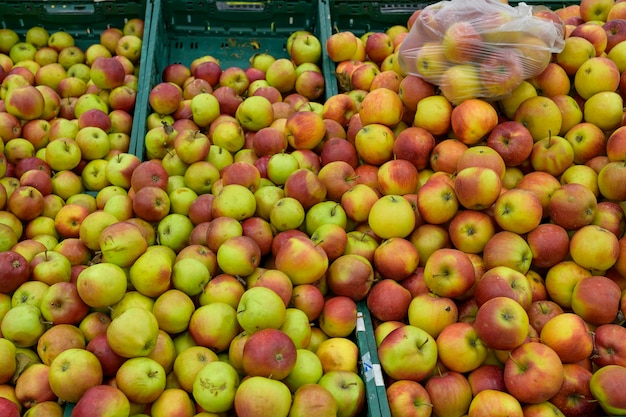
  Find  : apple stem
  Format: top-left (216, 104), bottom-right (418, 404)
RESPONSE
top-left (507, 351), bottom-right (527, 372)
top-left (417, 337), bottom-right (430, 350)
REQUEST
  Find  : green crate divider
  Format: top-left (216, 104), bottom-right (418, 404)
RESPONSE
top-left (132, 0), bottom-right (334, 160)
top-left (356, 300), bottom-right (391, 417)
top-left (0, 0), bottom-right (155, 196)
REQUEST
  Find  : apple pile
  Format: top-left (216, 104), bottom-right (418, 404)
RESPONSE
top-left (2, 0), bottom-right (626, 415)
top-left (323, 0), bottom-right (626, 416)
top-left (0, 18), bottom-right (144, 200)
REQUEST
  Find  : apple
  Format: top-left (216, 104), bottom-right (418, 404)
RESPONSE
top-left (218, 66), bottom-right (249, 96)
top-left (234, 376), bottom-right (292, 417)
top-left (71, 385), bottom-right (130, 417)
top-left (39, 281), bottom-right (89, 325)
top-left (14, 362), bottom-right (56, 407)
top-left (318, 295), bottom-right (358, 338)
top-left (423, 247), bottom-right (475, 299)
top-left (467, 364), bottom-right (506, 396)
top-left (358, 87), bottom-right (403, 127)
top-left (474, 266), bottom-right (533, 311)
top-left (492, 188), bottom-right (543, 235)
top-left (240, 327), bottom-right (297, 380)
top-left (406, 291), bottom-right (457, 339)
top-left (473, 296), bottom-right (529, 351)
top-left (234, 95), bottom-right (275, 133)
top-left (540, 312), bottom-right (594, 364)
top-left (115, 356), bottom-right (166, 404)
top-left (128, 245), bottom-right (176, 298)
top-left (467, 389), bottom-right (523, 417)
top-left (317, 369), bottom-right (365, 417)
top-left (425, 370), bottom-right (473, 417)
top-left (571, 275), bottom-right (622, 326)
top-left (378, 324), bottom-right (438, 382)
top-left (354, 123), bottom-right (395, 166)
top-left (0, 398), bottom-right (19, 417)
top-left (48, 348), bottom-right (102, 403)
top-left (437, 320), bottom-right (489, 374)
top-left (289, 383), bottom-right (338, 417)
top-left (85, 332), bottom-right (126, 377)
top-left (36, 322), bottom-right (86, 367)
top-left (589, 364), bottom-right (626, 415)
top-left (447, 209), bottom-right (495, 256)
top-left (527, 299), bottom-right (565, 335)
top-left (386, 379), bottom-right (432, 417)
top-left (290, 283), bottom-right (324, 323)
top-left (79, 311), bottom-right (111, 343)
top-left (236, 285), bottom-right (287, 334)
top-left (0, 250), bottom-right (31, 293)
top-left (548, 182), bottom-right (598, 231)
top-left (503, 342), bottom-right (564, 404)
top-left (106, 306), bottom-right (159, 358)
top-left (76, 262), bottom-right (127, 308)
top-left (326, 31), bottom-right (360, 63)
top-left (0, 303), bottom-right (47, 348)
top-left (191, 360), bottom-right (239, 414)
top-left (248, 268), bottom-right (293, 308)
top-left (584, 91), bottom-right (624, 132)
top-left (544, 362), bottom-right (596, 417)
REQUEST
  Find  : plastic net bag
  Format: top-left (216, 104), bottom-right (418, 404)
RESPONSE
top-left (398, 0), bottom-right (565, 104)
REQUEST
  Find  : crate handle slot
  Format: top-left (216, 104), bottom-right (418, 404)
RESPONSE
top-left (215, 1), bottom-right (265, 12)
top-left (379, 4), bottom-right (422, 14)
top-left (43, 4), bottom-right (96, 16)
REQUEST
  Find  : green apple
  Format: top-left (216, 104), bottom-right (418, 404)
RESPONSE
top-left (282, 348), bottom-right (324, 392)
top-left (0, 304), bottom-right (46, 348)
top-left (98, 221), bottom-right (148, 268)
top-left (193, 360), bottom-right (240, 413)
top-left (173, 345), bottom-right (219, 392)
top-left (106, 306), bottom-right (159, 358)
top-left (171, 257), bottom-right (210, 297)
top-left (190, 92), bottom-right (220, 128)
top-left (189, 302), bottom-right (240, 353)
top-left (48, 348), bottom-right (102, 403)
top-left (76, 262), bottom-right (127, 308)
top-left (317, 370), bottom-right (366, 417)
top-left (378, 324), bottom-right (438, 382)
top-left (234, 376), bottom-right (292, 417)
top-left (115, 356), bottom-right (166, 404)
top-left (129, 245), bottom-right (175, 298)
top-left (151, 289), bottom-right (195, 335)
top-left (237, 286), bottom-right (286, 333)
top-left (235, 95), bottom-right (274, 132)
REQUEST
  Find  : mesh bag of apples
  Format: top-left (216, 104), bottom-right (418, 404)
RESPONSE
top-left (397, 0), bottom-right (566, 104)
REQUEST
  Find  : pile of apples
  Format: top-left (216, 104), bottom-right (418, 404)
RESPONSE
top-left (323, 0), bottom-right (626, 416)
top-left (3, 0), bottom-right (626, 415)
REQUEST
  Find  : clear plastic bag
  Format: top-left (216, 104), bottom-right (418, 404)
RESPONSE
top-left (398, 0), bottom-right (565, 104)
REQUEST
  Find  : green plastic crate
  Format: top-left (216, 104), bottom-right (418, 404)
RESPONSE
top-left (132, 0), bottom-right (334, 160)
top-left (356, 300), bottom-right (391, 417)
